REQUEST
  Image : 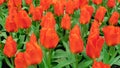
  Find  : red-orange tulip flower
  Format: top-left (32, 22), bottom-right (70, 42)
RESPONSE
top-left (118, 0), bottom-right (120, 3)
top-left (61, 14), bottom-right (71, 30)
top-left (40, 0), bottom-right (52, 10)
top-left (15, 52), bottom-right (31, 68)
top-left (95, 6), bottom-right (107, 22)
top-left (73, 0), bottom-right (80, 10)
top-left (69, 25), bottom-right (84, 54)
top-left (5, 14), bottom-right (18, 32)
top-left (40, 28), bottom-right (59, 49)
top-left (25, 0), bottom-right (32, 5)
top-left (65, 0), bottom-right (75, 14)
top-left (25, 33), bottom-right (43, 64)
top-left (107, 0), bottom-right (116, 8)
top-left (3, 36), bottom-right (17, 57)
top-left (32, 6), bottom-right (43, 21)
top-left (92, 61), bottom-right (110, 68)
top-left (53, 0), bottom-right (65, 16)
top-left (79, 5), bottom-right (94, 24)
top-left (8, 0), bottom-right (22, 9)
top-left (29, 3), bottom-right (35, 14)
top-left (41, 12), bottom-right (56, 28)
top-left (109, 11), bottom-right (119, 25)
top-left (86, 20), bottom-right (104, 59)
top-left (79, 0), bottom-right (88, 9)
top-left (92, 0), bottom-right (102, 5)
top-left (103, 26), bottom-right (120, 46)
top-left (17, 10), bottom-right (31, 29)
top-left (0, 0), bottom-right (4, 5)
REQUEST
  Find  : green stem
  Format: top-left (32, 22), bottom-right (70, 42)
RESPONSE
top-left (10, 57), bottom-right (14, 67)
top-left (75, 54), bottom-right (78, 68)
top-left (5, 57), bottom-right (14, 68)
top-left (48, 49), bottom-right (52, 68)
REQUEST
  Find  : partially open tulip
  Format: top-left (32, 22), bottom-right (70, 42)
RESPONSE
top-left (65, 0), bottom-right (75, 14)
top-left (61, 14), bottom-right (71, 30)
top-left (92, 0), bottom-right (102, 5)
top-left (86, 20), bottom-right (104, 59)
top-left (92, 60), bottom-right (110, 68)
top-left (95, 6), bottom-right (107, 22)
top-left (79, 0), bottom-right (89, 9)
top-left (109, 11), bottom-right (119, 25)
top-left (107, 0), bottom-right (116, 8)
top-left (40, 28), bottom-right (59, 49)
top-left (3, 36), bottom-right (17, 57)
top-left (41, 12), bottom-right (56, 28)
top-left (79, 5), bottom-right (94, 24)
top-left (69, 25), bottom-right (84, 54)
top-left (103, 26), bottom-right (120, 46)
top-left (40, 0), bottom-right (52, 10)
top-left (73, 0), bottom-right (80, 10)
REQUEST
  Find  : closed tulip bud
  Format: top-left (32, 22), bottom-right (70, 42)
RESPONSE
top-left (61, 14), bottom-right (71, 30)
top-left (109, 11), bottom-right (119, 25)
top-left (79, 5), bottom-right (94, 24)
top-left (65, 0), bottom-right (75, 14)
top-left (92, 60), bottom-right (110, 68)
top-left (103, 26), bottom-right (120, 46)
top-left (92, 0), bottom-right (102, 5)
top-left (40, 0), bottom-right (52, 11)
top-left (73, 0), bottom-right (80, 10)
top-left (79, 0), bottom-right (89, 9)
top-left (40, 28), bottom-right (59, 49)
top-left (25, 0), bottom-right (32, 5)
top-left (15, 52), bottom-right (31, 68)
top-left (107, 0), bottom-right (116, 8)
top-left (3, 36), bottom-right (17, 57)
top-left (0, 0), bottom-right (4, 5)
top-left (69, 25), bottom-right (84, 54)
top-left (86, 20), bottom-right (104, 59)
top-left (95, 6), bottom-right (107, 22)
top-left (41, 12), bottom-right (56, 28)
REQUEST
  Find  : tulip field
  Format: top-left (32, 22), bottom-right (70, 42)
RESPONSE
top-left (1, 0), bottom-right (120, 68)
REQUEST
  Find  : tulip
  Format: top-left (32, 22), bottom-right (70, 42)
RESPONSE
top-left (107, 0), bottom-right (116, 8)
top-left (92, 0), bottom-right (102, 5)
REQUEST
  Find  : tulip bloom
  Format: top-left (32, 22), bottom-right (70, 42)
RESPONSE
top-left (103, 26), bottom-right (120, 46)
top-left (107, 0), bottom-right (116, 8)
top-left (69, 25), bottom-right (84, 54)
top-left (92, 0), bottom-right (102, 5)
top-left (40, 28), bottom-right (59, 49)
top-left (73, 0), bottom-right (80, 10)
top-left (5, 14), bottom-right (18, 32)
top-left (61, 14), bottom-right (71, 30)
top-left (25, 0), bottom-right (32, 5)
top-left (15, 52), bottom-right (31, 68)
top-left (25, 33), bottom-right (43, 64)
top-left (3, 36), bottom-right (17, 57)
top-left (109, 11), bottom-right (119, 25)
top-left (0, 0), bottom-right (4, 5)
top-left (86, 20), bottom-right (104, 59)
top-left (65, 0), bottom-right (75, 14)
top-left (79, 0), bottom-right (88, 8)
top-left (53, 0), bottom-right (65, 16)
top-left (17, 10), bottom-right (31, 29)
top-left (92, 61), bottom-right (110, 68)
top-left (41, 12), bottom-right (56, 28)
top-left (95, 6), bottom-right (107, 22)
top-left (79, 5), bottom-right (94, 24)
top-left (40, 0), bottom-right (52, 10)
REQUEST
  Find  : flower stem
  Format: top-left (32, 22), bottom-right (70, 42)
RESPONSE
top-left (48, 49), bottom-right (52, 68)
top-left (75, 54), bottom-right (78, 68)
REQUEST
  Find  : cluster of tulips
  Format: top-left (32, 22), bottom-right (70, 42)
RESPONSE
top-left (0, 0), bottom-right (120, 68)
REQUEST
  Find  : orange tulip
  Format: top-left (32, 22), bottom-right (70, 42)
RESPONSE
top-left (118, 0), bottom-right (120, 3)
top-left (0, 0), bottom-right (4, 5)
top-left (109, 11), bottom-right (119, 25)
top-left (107, 0), bottom-right (116, 8)
top-left (103, 26), bottom-right (120, 46)
top-left (92, 61), bottom-right (110, 68)
top-left (79, 0), bottom-right (88, 9)
top-left (73, 0), bottom-right (80, 10)
top-left (65, 0), bottom-right (74, 14)
top-left (25, 33), bottom-right (43, 64)
top-left (92, 0), bottom-right (102, 5)
top-left (32, 6), bottom-right (43, 21)
top-left (25, 0), bottom-right (32, 5)
top-left (17, 10), bottom-right (31, 29)
top-left (40, 28), bottom-right (59, 49)
top-left (61, 14), bottom-right (71, 30)
top-left (5, 14), bottom-right (18, 32)
top-left (69, 25), bottom-right (84, 54)
top-left (79, 5), bottom-right (94, 24)
top-left (86, 20), bottom-right (104, 59)
top-left (41, 12), bottom-right (56, 28)
top-left (95, 6), bottom-right (107, 22)
top-left (3, 36), bottom-right (17, 57)
top-left (40, 0), bottom-right (52, 10)
top-left (53, 0), bottom-right (65, 16)
top-left (29, 3), bottom-right (35, 14)
top-left (15, 52), bottom-right (31, 68)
